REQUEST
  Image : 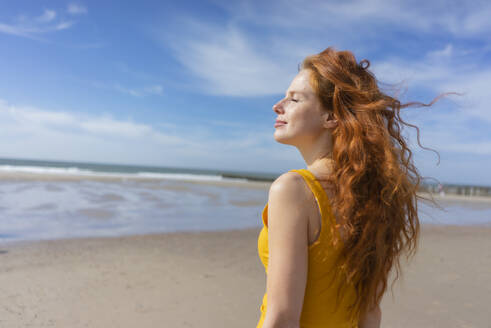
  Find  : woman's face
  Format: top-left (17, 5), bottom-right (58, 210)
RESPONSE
top-left (273, 69), bottom-right (328, 147)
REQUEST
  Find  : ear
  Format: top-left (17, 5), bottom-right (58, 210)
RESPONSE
top-left (323, 112), bottom-right (338, 129)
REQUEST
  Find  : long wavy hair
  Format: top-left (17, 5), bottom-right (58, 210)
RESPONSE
top-left (301, 47), bottom-right (449, 320)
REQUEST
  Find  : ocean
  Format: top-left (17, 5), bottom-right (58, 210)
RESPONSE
top-left (1, 157), bottom-right (490, 245)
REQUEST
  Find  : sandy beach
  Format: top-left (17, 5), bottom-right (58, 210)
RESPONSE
top-left (1, 224), bottom-right (490, 328)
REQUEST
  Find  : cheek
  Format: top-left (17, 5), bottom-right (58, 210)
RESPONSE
top-left (291, 108), bottom-right (318, 130)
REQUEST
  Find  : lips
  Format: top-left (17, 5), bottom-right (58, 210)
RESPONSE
top-left (274, 120), bottom-right (287, 128)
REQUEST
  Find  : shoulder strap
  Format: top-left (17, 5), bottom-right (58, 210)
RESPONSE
top-left (288, 169), bottom-right (335, 244)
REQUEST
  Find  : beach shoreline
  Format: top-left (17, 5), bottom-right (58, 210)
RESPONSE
top-left (2, 171), bottom-right (491, 200)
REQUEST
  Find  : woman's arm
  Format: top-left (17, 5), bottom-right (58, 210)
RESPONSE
top-left (261, 172), bottom-right (311, 328)
top-left (358, 280), bottom-right (383, 328)
top-left (358, 304), bottom-right (381, 328)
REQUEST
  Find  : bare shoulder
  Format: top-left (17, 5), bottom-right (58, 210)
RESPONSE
top-left (268, 171), bottom-right (311, 213)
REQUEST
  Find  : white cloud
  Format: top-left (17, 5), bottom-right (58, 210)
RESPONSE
top-left (143, 85), bottom-right (164, 95)
top-left (426, 44), bottom-right (453, 60)
top-left (154, 0), bottom-right (491, 97)
top-left (361, 43), bottom-right (491, 164)
top-left (80, 118), bottom-right (152, 138)
top-left (407, 109), bottom-right (491, 155)
top-left (0, 8), bottom-right (76, 39)
top-left (217, 0), bottom-right (491, 38)
top-left (112, 61), bottom-right (155, 80)
top-left (0, 23), bottom-right (39, 39)
top-left (370, 45), bottom-right (491, 124)
top-left (0, 98), bottom-right (289, 171)
top-left (158, 20), bottom-right (295, 96)
top-left (112, 84), bottom-right (141, 97)
top-left (439, 70), bottom-right (491, 123)
top-left (36, 9), bottom-right (56, 23)
top-left (7, 106), bottom-right (76, 126)
top-left (154, 0), bottom-right (491, 96)
top-left (91, 82), bottom-right (164, 97)
top-left (67, 3), bottom-right (88, 15)
top-left (67, 42), bottom-right (106, 49)
top-left (55, 21), bottom-right (75, 30)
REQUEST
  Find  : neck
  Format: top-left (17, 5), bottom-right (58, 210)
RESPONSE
top-left (306, 156), bottom-right (334, 180)
top-left (296, 133), bottom-right (334, 180)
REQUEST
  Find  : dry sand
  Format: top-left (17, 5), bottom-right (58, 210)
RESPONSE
top-left (1, 224), bottom-right (490, 328)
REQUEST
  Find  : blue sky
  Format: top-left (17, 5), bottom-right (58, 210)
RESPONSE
top-left (0, 0), bottom-right (490, 186)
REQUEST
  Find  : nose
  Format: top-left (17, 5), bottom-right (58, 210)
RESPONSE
top-left (273, 99), bottom-right (284, 114)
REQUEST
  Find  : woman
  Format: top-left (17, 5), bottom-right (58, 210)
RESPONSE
top-left (256, 47), bottom-right (445, 328)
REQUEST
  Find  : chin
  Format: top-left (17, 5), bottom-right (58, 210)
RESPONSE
top-left (273, 132), bottom-right (293, 145)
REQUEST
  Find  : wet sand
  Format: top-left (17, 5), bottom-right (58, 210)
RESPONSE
top-left (0, 223), bottom-right (490, 328)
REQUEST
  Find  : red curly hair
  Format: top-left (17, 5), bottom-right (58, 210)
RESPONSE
top-left (301, 47), bottom-right (449, 320)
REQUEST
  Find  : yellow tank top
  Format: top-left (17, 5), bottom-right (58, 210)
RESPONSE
top-left (256, 169), bottom-right (359, 328)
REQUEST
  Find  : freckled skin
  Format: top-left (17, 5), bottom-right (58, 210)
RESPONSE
top-left (273, 70), bottom-right (334, 151)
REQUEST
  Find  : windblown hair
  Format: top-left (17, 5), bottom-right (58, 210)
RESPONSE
top-left (301, 47), bottom-right (449, 320)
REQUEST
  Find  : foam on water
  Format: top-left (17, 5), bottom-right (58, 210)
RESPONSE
top-left (0, 178), bottom-right (269, 244)
top-left (0, 175), bottom-right (490, 245)
top-left (0, 165), bottom-right (245, 182)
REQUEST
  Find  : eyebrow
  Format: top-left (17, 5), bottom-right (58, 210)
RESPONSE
top-left (285, 91), bottom-right (305, 97)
